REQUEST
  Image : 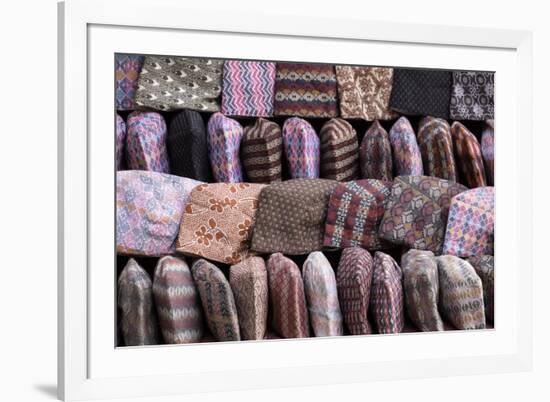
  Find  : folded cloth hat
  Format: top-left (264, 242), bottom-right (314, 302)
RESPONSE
top-left (335, 66), bottom-right (398, 121)
top-left (389, 117), bottom-right (424, 176)
top-left (466, 255), bottom-right (494, 322)
top-left (323, 179), bottom-right (393, 250)
top-left (221, 60), bottom-right (276, 117)
top-left (126, 111), bottom-right (170, 173)
top-left (389, 68), bottom-right (452, 119)
top-left (401, 249), bottom-right (444, 331)
top-left (443, 186), bottom-right (495, 257)
top-left (266, 253), bottom-right (309, 338)
top-left (417, 116), bottom-right (457, 181)
top-left (116, 114), bottom-right (126, 170)
top-left (282, 117), bottom-right (320, 179)
top-left (134, 56), bottom-right (223, 112)
top-left (166, 110), bottom-right (213, 182)
top-left (302, 252), bottom-right (344, 337)
top-left (359, 121), bottom-right (393, 181)
top-left (176, 183), bottom-right (265, 264)
top-left (152, 256), bottom-right (203, 344)
top-left (115, 54), bottom-right (144, 111)
top-left (116, 171), bottom-right (201, 256)
top-left (118, 259), bottom-right (160, 346)
top-left (207, 112), bottom-right (244, 182)
top-left (436, 255), bottom-right (486, 329)
top-left (229, 257), bottom-right (269, 340)
top-left (451, 122), bottom-right (487, 188)
top-left (450, 71), bottom-right (494, 120)
top-left (378, 176), bottom-right (468, 254)
top-left (241, 118), bottom-right (283, 183)
top-left (191, 259), bottom-right (240, 341)
top-left (319, 118), bottom-right (359, 181)
top-left (370, 252), bottom-right (405, 334)
top-left (274, 63), bottom-right (338, 118)
top-left (336, 247), bottom-right (374, 335)
top-left (251, 179), bottom-right (338, 255)
top-left (481, 120), bottom-right (494, 186)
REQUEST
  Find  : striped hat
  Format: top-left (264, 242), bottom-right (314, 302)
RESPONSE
top-left (389, 116), bottom-right (423, 176)
top-left (282, 117), bottom-right (320, 179)
top-left (443, 186), bottom-right (495, 257)
top-left (481, 120), bottom-right (494, 186)
top-left (166, 110), bottom-right (213, 182)
top-left (466, 255), bottom-right (494, 322)
top-left (118, 259), bottom-right (160, 346)
top-left (302, 252), bottom-right (344, 337)
top-left (229, 257), bottom-right (269, 340)
top-left (152, 256), bottom-right (203, 344)
top-left (417, 116), bottom-right (457, 181)
top-left (401, 249), bottom-right (444, 332)
top-left (267, 253), bottom-right (309, 338)
top-left (191, 259), bottom-right (241, 341)
top-left (336, 247), bottom-right (374, 335)
top-left (359, 121), bottom-right (393, 181)
top-left (116, 114), bottom-right (126, 171)
top-left (370, 252), bottom-right (404, 334)
top-left (115, 54), bottom-right (144, 111)
top-left (451, 122), bottom-right (487, 188)
top-left (221, 60), bottom-right (276, 117)
top-left (319, 118), bottom-right (359, 181)
top-left (241, 118), bottom-right (283, 183)
top-left (436, 255), bottom-right (485, 330)
top-left (207, 112), bottom-right (244, 183)
top-left (126, 111), bottom-right (170, 173)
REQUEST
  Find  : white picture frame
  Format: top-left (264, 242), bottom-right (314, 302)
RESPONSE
top-left (58, 0), bottom-right (533, 400)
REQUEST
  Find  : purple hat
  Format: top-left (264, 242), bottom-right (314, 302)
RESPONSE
top-left (481, 120), bottom-right (494, 186)
top-left (126, 111), bottom-right (170, 173)
top-left (116, 114), bottom-right (126, 170)
top-left (115, 54), bottom-right (144, 111)
top-left (389, 117), bottom-right (423, 176)
top-left (207, 112), bottom-right (244, 182)
top-left (282, 117), bottom-right (320, 179)
top-left (359, 121), bottom-right (393, 181)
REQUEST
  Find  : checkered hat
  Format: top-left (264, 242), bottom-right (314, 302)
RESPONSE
top-left (126, 111), bottom-right (170, 173)
top-left (207, 112), bottom-right (244, 183)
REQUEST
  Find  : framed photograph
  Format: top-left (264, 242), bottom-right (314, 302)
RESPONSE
top-left (58, 0), bottom-right (533, 400)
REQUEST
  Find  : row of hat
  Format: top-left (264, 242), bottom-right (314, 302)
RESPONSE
top-left (116, 55), bottom-right (494, 122)
top-left (118, 248), bottom-right (493, 346)
top-left (116, 110), bottom-right (494, 189)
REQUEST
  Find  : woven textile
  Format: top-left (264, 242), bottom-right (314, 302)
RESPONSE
top-left (389, 68), bottom-right (452, 119)
top-left (274, 63), bottom-right (338, 118)
top-left (319, 118), bottom-right (359, 181)
top-left (417, 116), bottom-right (457, 181)
top-left (135, 56), bottom-right (223, 112)
top-left (451, 122), bottom-right (487, 188)
top-left (450, 71), bottom-right (494, 120)
top-left (282, 117), bottom-right (320, 179)
top-left (221, 60), bottom-right (276, 117)
top-left (481, 120), bottom-right (494, 186)
top-left (336, 247), bottom-right (374, 335)
top-left (207, 113), bottom-right (244, 183)
top-left (116, 171), bottom-right (201, 256)
top-left (251, 179), bottom-right (338, 255)
top-left (116, 114), bottom-right (126, 170)
top-left (126, 111), bottom-right (170, 173)
top-left (152, 256), bottom-right (203, 344)
top-left (401, 249), bottom-right (444, 331)
top-left (443, 187), bottom-right (495, 257)
top-left (302, 252), bottom-right (344, 337)
top-left (359, 121), bottom-right (393, 181)
top-left (166, 110), bottom-right (213, 182)
top-left (115, 54), bottom-right (144, 111)
top-left (389, 117), bottom-right (423, 176)
top-left (378, 176), bottom-right (468, 254)
top-left (191, 259), bottom-right (240, 341)
top-left (466, 255), bottom-right (494, 322)
top-left (176, 183), bottom-right (265, 264)
top-left (241, 118), bottom-right (282, 183)
top-left (118, 259), bottom-right (160, 346)
top-left (436, 255), bottom-right (486, 330)
top-left (267, 253), bottom-right (309, 338)
top-left (229, 257), bottom-right (269, 340)
top-left (335, 66), bottom-right (398, 120)
top-left (370, 252), bottom-right (404, 334)
top-left (323, 179), bottom-right (392, 250)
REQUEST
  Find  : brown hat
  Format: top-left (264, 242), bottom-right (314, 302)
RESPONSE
top-left (241, 118), bottom-right (283, 183)
top-left (319, 118), bottom-right (359, 181)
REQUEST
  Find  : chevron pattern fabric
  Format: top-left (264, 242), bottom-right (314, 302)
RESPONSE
top-left (417, 116), bottom-right (457, 181)
top-left (359, 121), bottom-right (393, 181)
top-left (116, 114), bottom-right (126, 171)
top-left (221, 60), bottom-right (276, 117)
top-left (466, 255), bottom-right (494, 322)
top-left (389, 116), bottom-right (423, 176)
top-left (319, 118), bottom-right (359, 181)
top-left (115, 54), bottom-right (144, 111)
top-left (481, 120), bottom-right (494, 186)
top-left (152, 256), bottom-right (204, 344)
top-left (126, 111), bottom-right (170, 173)
top-left (451, 122), bottom-right (487, 188)
top-left (282, 117), bottom-right (320, 179)
top-left (207, 112), bottom-right (244, 182)
top-left (241, 118), bottom-right (283, 183)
